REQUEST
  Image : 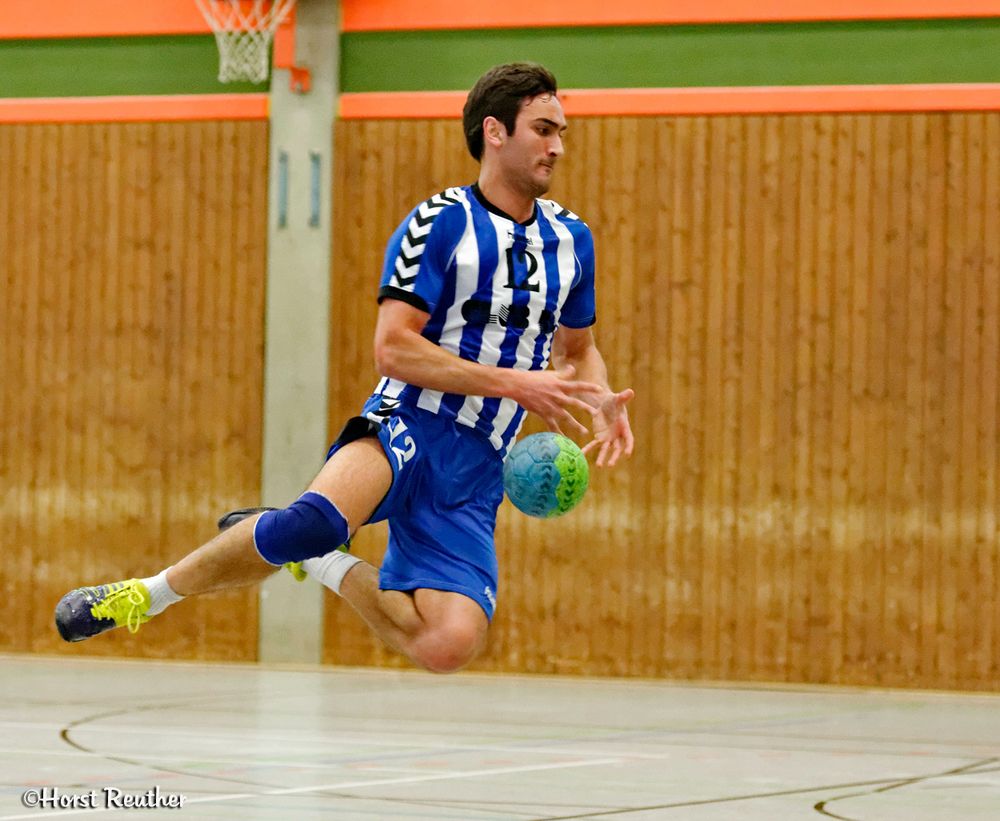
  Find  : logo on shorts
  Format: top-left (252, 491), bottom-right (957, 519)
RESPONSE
top-left (483, 586), bottom-right (496, 609)
top-left (369, 398), bottom-right (400, 420)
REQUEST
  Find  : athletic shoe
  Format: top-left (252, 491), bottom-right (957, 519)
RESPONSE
top-left (284, 561), bottom-right (308, 581)
top-left (55, 580), bottom-right (151, 642)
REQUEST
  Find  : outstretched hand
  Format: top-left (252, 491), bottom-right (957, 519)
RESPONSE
top-left (510, 366), bottom-right (634, 466)
top-left (580, 387), bottom-right (635, 467)
top-left (509, 365), bottom-right (605, 438)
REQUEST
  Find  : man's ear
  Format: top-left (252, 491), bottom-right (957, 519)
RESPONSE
top-left (483, 116), bottom-right (505, 149)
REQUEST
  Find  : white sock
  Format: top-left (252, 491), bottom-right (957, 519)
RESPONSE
top-left (142, 568), bottom-right (184, 616)
top-left (302, 551), bottom-right (363, 595)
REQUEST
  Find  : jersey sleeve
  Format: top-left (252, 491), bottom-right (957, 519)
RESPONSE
top-left (377, 192), bottom-right (463, 315)
top-left (558, 222), bottom-right (597, 328)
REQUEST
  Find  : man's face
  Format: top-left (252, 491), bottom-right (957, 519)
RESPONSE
top-left (496, 93), bottom-right (567, 199)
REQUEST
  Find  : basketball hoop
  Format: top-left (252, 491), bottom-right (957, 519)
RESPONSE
top-left (195, 0), bottom-right (297, 84)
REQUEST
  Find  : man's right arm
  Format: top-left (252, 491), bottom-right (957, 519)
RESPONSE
top-left (373, 299), bottom-right (599, 436)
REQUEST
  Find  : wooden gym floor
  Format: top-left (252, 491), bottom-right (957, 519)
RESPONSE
top-left (1, 655), bottom-right (999, 820)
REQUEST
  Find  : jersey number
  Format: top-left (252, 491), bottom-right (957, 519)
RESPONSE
top-left (388, 417), bottom-right (416, 469)
top-left (505, 247), bottom-right (539, 292)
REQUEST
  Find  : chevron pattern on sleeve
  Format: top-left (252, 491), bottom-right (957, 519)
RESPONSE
top-left (542, 199), bottom-right (581, 222)
top-left (391, 188), bottom-right (463, 288)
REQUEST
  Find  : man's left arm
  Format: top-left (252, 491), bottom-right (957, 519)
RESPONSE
top-left (550, 325), bottom-right (635, 467)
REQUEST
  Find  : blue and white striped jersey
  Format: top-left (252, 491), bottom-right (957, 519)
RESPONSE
top-left (370, 183), bottom-right (596, 454)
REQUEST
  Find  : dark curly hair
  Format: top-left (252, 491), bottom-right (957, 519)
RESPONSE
top-left (462, 62), bottom-right (558, 161)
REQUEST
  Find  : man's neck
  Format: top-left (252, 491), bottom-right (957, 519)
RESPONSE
top-left (476, 170), bottom-right (535, 223)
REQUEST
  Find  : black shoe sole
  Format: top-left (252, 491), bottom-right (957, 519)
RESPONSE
top-left (216, 505), bottom-right (352, 553)
top-left (217, 507), bottom-right (278, 532)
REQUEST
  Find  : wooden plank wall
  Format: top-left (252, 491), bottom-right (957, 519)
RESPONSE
top-left (325, 113), bottom-right (1000, 690)
top-left (0, 121), bottom-right (268, 661)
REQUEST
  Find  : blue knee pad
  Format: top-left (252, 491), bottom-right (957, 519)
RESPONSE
top-left (253, 491), bottom-right (349, 565)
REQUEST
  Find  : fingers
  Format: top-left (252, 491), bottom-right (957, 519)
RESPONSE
top-left (608, 427), bottom-right (633, 466)
top-left (581, 434), bottom-right (617, 466)
top-left (560, 386), bottom-right (635, 468)
top-left (544, 410), bottom-right (589, 438)
top-left (605, 438), bottom-right (625, 467)
top-left (562, 411), bottom-right (589, 437)
top-left (597, 439), bottom-right (617, 468)
top-left (563, 395), bottom-right (600, 415)
top-left (583, 426), bottom-right (634, 468)
top-left (533, 389), bottom-right (598, 436)
top-left (594, 440), bottom-right (608, 467)
top-left (563, 379), bottom-right (606, 396)
top-left (552, 366), bottom-right (603, 394)
top-left (616, 388), bottom-right (635, 406)
top-left (597, 440), bottom-right (611, 468)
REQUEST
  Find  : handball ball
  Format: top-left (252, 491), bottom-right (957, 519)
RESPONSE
top-left (503, 432), bottom-right (589, 518)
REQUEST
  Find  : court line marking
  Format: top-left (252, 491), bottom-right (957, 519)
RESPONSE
top-left (0, 745), bottom-right (464, 770)
top-left (538, 760), bottom-right (1000, 820)
top-left (813, 757), bottom-right (1000, 820)
top-left (14, 719), bottom-right (999, 761)
top-left (0, 757), bottom-right (621, 819)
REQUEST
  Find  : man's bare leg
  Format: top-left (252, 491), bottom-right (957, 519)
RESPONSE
top-left (165, 437), bottom-right (392, 596)
top-left (57, 436), bottom-right (488, 670)
top-left (335, 565), bottom-right (488, 672)
top-left (165, 517), bottom-right (275, 595)
top-left (54, 438), bottom-right (392, 643)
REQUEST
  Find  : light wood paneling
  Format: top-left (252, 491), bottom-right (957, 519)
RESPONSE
top-left (0, 121), bottom-right (268, 660)
top-left (324, 113), bottom-right (1000, 689)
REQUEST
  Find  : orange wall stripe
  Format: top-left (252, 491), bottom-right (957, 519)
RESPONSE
top-left (0, 94), bottom-right (269, 123)
top-left (342, 0), bottom-right (1000, 31)
top-left (0, 0), bottom-right (209, 39)
top-left (6, 87), bottom-right (994, 124)
top-left (339, 92), bottom-right (464, 119)
top-left (3, 0), bottom-right (997, 39)
top-left (339, 84), bottom-right (1000, 119)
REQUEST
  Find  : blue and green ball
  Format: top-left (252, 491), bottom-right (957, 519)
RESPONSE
top-left (503, 432), bottom-right (589, 518)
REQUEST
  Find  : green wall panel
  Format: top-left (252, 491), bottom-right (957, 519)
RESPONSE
top-left (341, 19), bottom-right (1000, 92)
top-left (2, 19), bottom-right (997, 99)
top-left (0, 36), bottom-right (264, 97)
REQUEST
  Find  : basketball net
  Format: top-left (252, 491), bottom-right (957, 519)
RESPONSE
top-left (195, 0), bottom-right (297, 84)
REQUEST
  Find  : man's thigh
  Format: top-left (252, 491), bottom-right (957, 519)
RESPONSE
top-left (308, 437), bottom-right (392, 535)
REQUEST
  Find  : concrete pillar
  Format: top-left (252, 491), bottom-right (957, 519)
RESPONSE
top-left (258, 0), bottom-right (338, 664)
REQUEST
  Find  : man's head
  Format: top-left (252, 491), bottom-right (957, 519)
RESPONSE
top-left (464, 63), bottom-right (566, 200)
top-left (463, 62), bottom-right (559, 161)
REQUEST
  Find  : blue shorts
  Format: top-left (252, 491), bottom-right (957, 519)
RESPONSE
top-left (326, 400), bottom-right (504, 619)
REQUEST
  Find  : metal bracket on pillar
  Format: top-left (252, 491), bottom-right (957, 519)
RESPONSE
top-left (288, 65), bottom-right (312, 94)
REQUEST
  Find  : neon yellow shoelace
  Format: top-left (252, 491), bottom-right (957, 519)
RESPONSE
top-left (90, 584), bottom-right (148, 634)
